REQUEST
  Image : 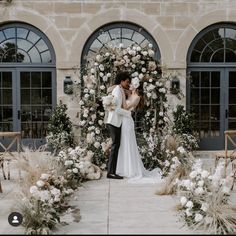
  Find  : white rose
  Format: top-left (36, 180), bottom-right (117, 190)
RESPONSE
top-left (137, 46), bottom-right (141, 51)
top-left (141, 68), bottom-right (146, 73)
top-left (185, 208), bottom-right (192, 216)
top-left (107, 73), bottom-right (111, 78)
top-left (201, 170), bottom-right (209, 178)
top-left (200, 203), bottom-right (209, 212)
top-left (195, 213), bottom-right (203, 222)
top-left (98, 120), bottom-right (103, 125)
top-left (73, 168), bottom-right (79, 174)
top-left (148, 43), bottom-right (153, 48)
top-left (90, 68), bottom-right (95, 74)
top-left (105, 52), bottom-right (110, 57)
top-left (189, 171), bottom-right (198, 179)
top-left (195, 187), bottom-right (204, 195)
top-left (36, 180), bottom-right (45, 188)
top-left (94, 142), bottom-right (100, 148)
top-left (30, 186), bottom-right (38, 194)
top-left (40, 173), bottom-right (50, 181)
top-left (197, 180), bottom-right (204, 187)
top-left (159, 112), bottom-right (164, 116)
top-left (103, 76), bottom-right (108, 82)
top-left (99, 72), bottom-right (104, 77)
top-left (100, 85), bottom-right (105, 90)
top-left (180, 196), bottom-right (188, 206)
top-left (186, 201), bottom-right (193, 208)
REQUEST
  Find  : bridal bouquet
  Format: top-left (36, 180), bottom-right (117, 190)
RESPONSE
top-left (102, 94), bottom-right (118, 111)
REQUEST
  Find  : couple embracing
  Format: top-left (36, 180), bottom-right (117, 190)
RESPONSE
top-left (106, 71), bottom-right (162, 183)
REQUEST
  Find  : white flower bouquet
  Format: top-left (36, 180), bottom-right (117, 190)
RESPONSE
top-left (102, 94), bottom-right (118, 111)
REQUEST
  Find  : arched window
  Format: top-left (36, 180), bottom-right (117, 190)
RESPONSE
top-left (0, 23), bottom-right (56, 146)
top-left (81, 22), bottom-right (160, 65)
top-left (187, 23), bottom-right (236, 150)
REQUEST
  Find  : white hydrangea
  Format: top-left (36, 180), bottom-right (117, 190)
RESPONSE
top-left (180, 196), bottom-right (188, 206)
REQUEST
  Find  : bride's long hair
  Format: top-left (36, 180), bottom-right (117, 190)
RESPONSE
top-left (136, 82), bottom-right (145, 110)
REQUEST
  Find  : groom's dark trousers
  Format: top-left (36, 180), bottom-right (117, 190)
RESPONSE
top-left (107, 124), bottom-right (121, 175)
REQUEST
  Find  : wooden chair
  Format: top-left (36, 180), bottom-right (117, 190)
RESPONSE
top-left (215, 130), bottom-right (236, 189)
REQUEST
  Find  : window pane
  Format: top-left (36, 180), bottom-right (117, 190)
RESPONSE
top-left (211, 72), bottom-right (220, 87)
top-left (2, 106), bottom-right (12, 121)
top-left (229, 72), bottom-right (236, 87)
top-left (17, 39), bottom-right (32, 51)
top-left (201, 46), bottom-right (213, 62)
top-left (21, 122), bottom-right (31, 138)
top-left (31, 89), bottom-right (41, 104)
top-left (225, 49), bottom-right (236, 62)
top-left (193, 39), bottom-right (206, 52)
top-left (21, 89), bottom-right (30, 104)
top-left (42, 72), bottom-right (52, 88)
top-left (201, 88), bottom-right (210, 104)
top-left (211, 88), bottom-right (220, 104)
top-left (21, 106), bottom-right (31, 122)
top-left (200, 122), bottom-right (210, 138)
top-left (42, 89), bottom-right (52, 104)
top-left (2, 89), bottom-right (12, 104)
top-left (211, 49), bottom-right (224, 62)
top-left (0, 31), bottom-right (5, 43)
top-left (190, 71), bottom-right (200, 87)
top-left (3, 28), bottom-right (15, 39)
top-left (42, 106), bottom-right (52, 121)
top-left (210, 122), bottom-right (220, 137)
top-left (2, 72), bottom-right (12, 88)
top-left (28, 47), bottom-right (41, 63)
top-left (17, 49), bottom-right (29, 63)
top-left (229, 105), bottom-right (236, 119)
top-left (31, 72), bottom-right (41, 87)
top-left (17, 28), bottom-right (29, 39)
top-left (41, 51), bottom-right (51, 63)
top-left (201, 72), bottom-right (210, 87)
top-left (97, 32), bottom-right (111, 44)
top-left (27, 31), bottom-right (40, 44)
top-left (201, 105), bottom-right (210, 120)
top-left (132, 31), bottom-right (145, 44)
top-left (229, 89), bottom-right (236, 104)
top-left (190, 88), bottom-right (199, 104)
top-left (109, 28), bottom-right (121, 40)
top-left (191, 50), bottom-right (201, 62)
top-left (35, 39), bottom-right (48, 52)
top-left (122, 28), bottom-right (133, 39)
top-left (90, 39), bottom-right (102, 53)
top-left (21, 72), bottom-right (30, 87)
top-left (32, 106), bottom-right (42, 121)
top-left (211, 105), bottom-right (220, 121)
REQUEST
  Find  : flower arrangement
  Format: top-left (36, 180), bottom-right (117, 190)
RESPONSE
top-left (17, 145), bottom-right (101, 235)
top-left (177, 160), bottom-right (236, 234)
top-left (102, 94), bottom-right (118, 111)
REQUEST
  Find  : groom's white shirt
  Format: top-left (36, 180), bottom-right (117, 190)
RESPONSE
top-left (106, 85), bottom-right (131, 127)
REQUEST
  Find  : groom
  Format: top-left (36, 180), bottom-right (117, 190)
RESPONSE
top-left (106, 71), bottom-right (131, 179)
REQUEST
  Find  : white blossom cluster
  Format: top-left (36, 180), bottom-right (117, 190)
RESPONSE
top-left (58, 146), bottom-right (102, 181)
top-left (177, 159), bottom-right (234, 226)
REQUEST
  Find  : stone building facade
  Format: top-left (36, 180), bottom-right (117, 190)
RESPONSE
top-left (1, 0), bottom-right (236, 149)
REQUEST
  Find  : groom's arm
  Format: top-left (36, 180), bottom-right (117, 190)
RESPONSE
top-left (112, 87), bottom-right (131, 117)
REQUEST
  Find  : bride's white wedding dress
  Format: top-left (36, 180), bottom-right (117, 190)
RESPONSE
top-left (116, 93), bottom-right (163, 184)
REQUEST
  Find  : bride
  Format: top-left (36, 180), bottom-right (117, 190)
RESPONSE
top-left (116, 78), bottom-right (163, 183)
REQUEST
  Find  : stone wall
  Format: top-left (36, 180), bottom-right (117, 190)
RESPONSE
top-left (0, 0), bottom-right (235, 116)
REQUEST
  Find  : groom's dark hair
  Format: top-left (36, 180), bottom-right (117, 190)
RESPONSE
top-left (114, 71), bottom-right (131, 85)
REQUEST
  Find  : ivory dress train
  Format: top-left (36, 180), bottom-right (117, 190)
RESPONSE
top-left (116, 94), bottom-right (163, 184)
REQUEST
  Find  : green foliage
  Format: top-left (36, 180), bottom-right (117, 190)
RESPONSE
top-left (47, 101), bottom-right (74, 153)
top-left (172, 105), bottom-right (196, 136)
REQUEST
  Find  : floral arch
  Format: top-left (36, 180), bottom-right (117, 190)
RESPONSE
top-left (77, 41), bottom-right (172, 170)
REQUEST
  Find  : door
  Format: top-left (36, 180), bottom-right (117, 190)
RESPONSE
top-left (0, 70), bottom-right (17, 132)
top-left (188, 69), bottom-right (224, 150)
top-left (0, 68), bottom-right (55, 148)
